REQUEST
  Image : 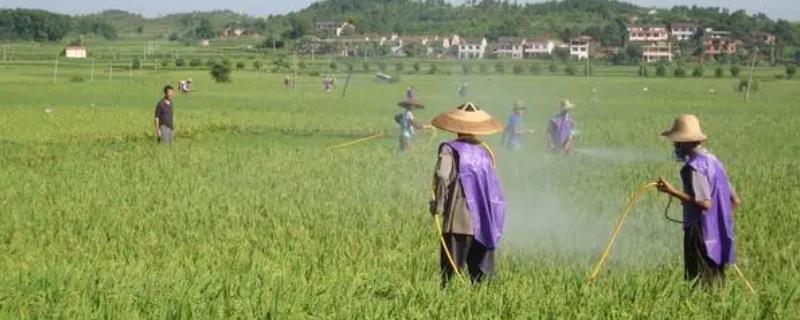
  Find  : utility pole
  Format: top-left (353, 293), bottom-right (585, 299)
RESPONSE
top-left (91, 59), bottom-right (95, 81)
top-left (52, 58), bottom-right (58, 83)
top-left (109, 61), bottom-right (113, 81)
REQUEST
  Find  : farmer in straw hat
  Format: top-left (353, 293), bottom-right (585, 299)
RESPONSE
top-left (395, 97), bottom-right (425, 152)
top-left (429, 102), bottom-right (506, 285)
top-left (656, 114), bottom-right (741, 287)
top-left (501, 100), bottom-right (535, 150)
top-left (547, 99), bottom-right (576, 154)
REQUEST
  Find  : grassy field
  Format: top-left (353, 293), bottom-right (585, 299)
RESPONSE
top-left (0, 64), bottom-right (799, 318)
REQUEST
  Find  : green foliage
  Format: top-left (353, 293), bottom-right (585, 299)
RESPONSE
top-left (730, 65), bottom-right (741, 77)
top-left (656, 64), bottom-right (667, 77)
top-left (378, 62), bottom-right (387, 72)
top-left (69, 75), bottom-right (85, 83)
top-left (427, 64), bottom-right (437, 75)
top-left (132, 58), bottom-right (141, 70)
top-left (565, 64), bottom-right (577, 76)
top-left (394, 61), bottom-right (404, 73)
top-left (0, 9), bottom-right (88, 42)
top-left (253, 60), bottom-right (262, 70)
top-left (190, 58), bottom-right (202, 67)
top-left (297, 61), bottom-right (307, 70)
top-left (175, 57), bottom-right (186, 68)
top-left (715, 67), bottom-right (724, 78)
top-left (479, 63), bottom-right (489, 74)
top-left (495, 61), bottom-right (506, 74)
top-left (362, 61), bottom-right (370, 72)
top-left (786, 65), bottom-right (797, 79)
top-left (412, 62), bottom-right (420, 73)
top-left (529, 63), bottom-right (542, 75)
top-left (329, 61), bottom-right (338, 71)
top-left (692, 66), bottom-right (704, 78)
top-left (461, 63), bottom-right (471, 75)
top-left (512, 64), bottom-right (524, 75)
top-left (674, 66), bottom-right (687, 78)
top-left (236, 61), bottom-right (246, 70)
top-left (209, 62), bottom-right (232, 83)
top-left (548, 63), bottom-right (558, 74)
top-left (738, 78), bottom-right (759, 92)
top-left (160, 60), bottom-right (170, 68)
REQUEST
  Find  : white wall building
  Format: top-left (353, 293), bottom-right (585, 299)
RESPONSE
top-left (669, 23), bottom-right (698, 41)
top-left (493, 37), bottom-right (526, 59)
top-left (569, 36), bottom-right (594, 60)
top-left (458, 38), bottom-right (488, 60)
top-left (642, 42), bottom-right (673, 63)
top-left (628, 26), bottom-right (669, 42)
top-left (65, 46), bottom-right (87, 59)
top-left (524, 39), bottom-right (557, 57)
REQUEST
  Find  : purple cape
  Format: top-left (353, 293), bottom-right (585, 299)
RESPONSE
top-left (549, 111), bottom-right (573, 148)
top-left (445, 140), bottom-right (506, 249)
top-left (682, 151), bottom-right (736, 266)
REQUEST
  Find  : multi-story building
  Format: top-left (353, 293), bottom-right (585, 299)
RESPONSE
top-left (627, 26), bottom-right (670, 42)
top-left (569, 36), bottom-right (594, 60)
top-left (669, 22), bottom-right (699, 41)
top-left (493, 37), bottom-right (526, 59)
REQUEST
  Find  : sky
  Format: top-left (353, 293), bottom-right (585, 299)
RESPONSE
top-left (0, 0), bottom-right (797, 21)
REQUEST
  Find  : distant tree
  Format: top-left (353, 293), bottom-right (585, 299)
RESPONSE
top-left (786, 64), bottom-right (797, 79)
top-left (412, 62), bottom-right (420, 73)
top-left (190, 58), bottom-right (203, 67)
top-left (175, 57), bottom-right (186, 67)
top-left (495, 61), bottom-right (505, 74)
top-left (565, 64), bottom-right (577, 76)
top-left (692, 65), bottom-right (704, 78)
top-left (512, 64), bottom-right (524, 75)
top-left (428, 64), bottom-right (438, 75)
top-left (395, 61), bottom-right (404, 73)
top-left (136, 26), bottom-right (144, 34)
top-left (132, 58), bottom-right (141, 69)
top-left (210, 62), bottom-right (232, 83)
top-left (236, 61), bottom-right (246, 70)
top-left (674, 66), bottom-right (687, 77)
top-left (253, 60), bottom-right (262, 70)
top-left (715, 67), bottom-right (724, 78)
top-left (548, 63), bottom-right (558, 73)
top-left (730, 65), bottom-right (741, 77)
top-left (329, 61), bottom-right (338, 71)
top-left (168, 33), bottom-right (179, 41)
top-left (638, 65), bottom-right (649, 77)
top-left (529, 63), bottom-right (541, 75)
top-left (362, 61), bottom-right (370, 72)
top-left (656, 64), bottom-right (667, 77)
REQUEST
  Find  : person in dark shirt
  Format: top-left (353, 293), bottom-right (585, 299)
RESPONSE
top-left (154, 85), bottom-right (176, 144)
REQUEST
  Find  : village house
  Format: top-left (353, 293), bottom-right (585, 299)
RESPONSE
top-left (524, 39), bottom-right (557, 57)
top-left (64, 46), bottom-right (87, 59)
top-left (627, 25), bottom-right (670, 42)
top-left (642, 41), bottom-right (673, 63)
top-left (458, 38), bottom-right (488, 60)
top-left (669, 22), bottom-right (698, 41)
top-left (316, 21), bottom-right (355, 37)
top-left (493, 37), bottom-right (526, 59)
top-left (704, 28), bottom-right (732, 40)
top-left (569, 36), bottom-right (594, 60)
top-left (750, 31), bottom-right (777, 46)
top-left (703, 36), bottom-right (738, 59)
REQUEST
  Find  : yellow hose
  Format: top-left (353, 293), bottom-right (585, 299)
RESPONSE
top-left (732, 264), bottom-right (757, 294)
top-left (435, 214), bottom-right (467, 283)
top-left (588, 182), bottom-right (658, 283)
top-left (327, 133), bottom-right (385, 150)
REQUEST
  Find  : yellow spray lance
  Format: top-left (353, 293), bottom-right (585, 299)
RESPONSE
top-left (588, 181), bottom-right (758, 295)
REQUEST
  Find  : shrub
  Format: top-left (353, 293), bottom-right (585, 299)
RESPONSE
top-left (548, 63), bottom-right (558, 73)
top-left (253, 60), bottom-right (262, 70)
top-left (512, 64), bottom-right (524, 75)
top-left (412, 62), bottom-right (420, 73)
top-left (565, 64), bottom-right (577, 76)
top-left (428, 64), bottom-right (438, 75)
top-left (394, 62), bottom-right (404, 73)
top-left (656, 64), bottom-right (667, 77)
top-left (529, 63), bottom-right (541, 75)
top-left (461, 63), bottom-right (471, 75)
top-left (190, 58), bottom-right (202, 67)
top-left (329, 61), bottom-right (338, 71)
top-left (674, 66), bottom-right (687, 77)
top-left (495, 61), bottom-right (506, 74)
top-left (638, 65), bottom-right (649, 77)
top-left (362, 62), bottom-right (370, 72)
top-left (730, 65), bottom-right (741, 77)
top-left (236, 61), bottom-right (246, 70)
top-left (692, 66), bottom-right (704, 78)
top-left (175, 57), bottom-right (186, 67)
top-left (210, 62), bottom-right (232, 83)
top-left (786, 64), bottom-right (797, 79)
top-left (715, 67), bottom-right (724, 78)
top-left (479, 63), bottom-right (489, 74)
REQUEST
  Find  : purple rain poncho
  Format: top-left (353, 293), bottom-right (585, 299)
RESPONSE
top-left (445, 140), bottom-right (506, 250)
top-left (681, 151), bottom-right (737, 266)
top-left (549, 111), bottom-right (573, 149)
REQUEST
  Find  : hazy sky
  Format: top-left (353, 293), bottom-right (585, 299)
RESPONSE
top-left (0, 0), bottom-right (796, 21)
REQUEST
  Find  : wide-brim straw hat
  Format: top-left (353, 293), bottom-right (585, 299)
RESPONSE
top-left (561, 99), bottom-right (575, 110)
top-left (398, 98), bottom-right (424, 109)
top-left (432, 102), bottom-right (503, 135)
top-left (513, 100), bottom-right (526, 110)
top-left (661, 114), bottom-right (708, 142)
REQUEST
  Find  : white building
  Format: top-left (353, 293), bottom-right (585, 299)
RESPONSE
top-left (493, 37), bottom-right (526, 59)
top-left (669, 23), bottom-right (698, 41)
top-left (458, 38), bottom-right (488, 60)
top-left (524, 39), bottom-right (557, 57)
top-left (65, 46), bottom-right (87, 59)
top-left (642, 42), bottom-right (673, 63)
top-left (628, 26), bottom-right (669, 42)
top-left (569, 36), bottom-right (594, 60)
top-left (705, 28), bottom-right (732, 40)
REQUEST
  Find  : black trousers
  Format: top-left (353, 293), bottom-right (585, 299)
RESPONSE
top-left (440, 234), bottom-right (496, 286)
top-left (684, 224), bottom-right (725, 287)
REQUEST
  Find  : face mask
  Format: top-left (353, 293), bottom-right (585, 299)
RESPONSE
top-left (673, 146), bottom-right (689, 162)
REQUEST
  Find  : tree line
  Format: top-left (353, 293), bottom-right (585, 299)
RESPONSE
top-left (0, 9), bottom-right (117, 42)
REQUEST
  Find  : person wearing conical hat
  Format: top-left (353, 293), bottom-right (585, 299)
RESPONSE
top-left (501, 101), bottom-right (535, 150)
top-left (547, 99), bottom-right (576, 154)
top-left (656, 114), bottom-right (741, 287)
top-left (406, 86), bottom-right (416, 100)
top-left (457, 82), bottom-right (468, 97)
top-left (429, 102), bottom-right (506, 285)
top-left (395, 98), bottom-right (425, 152)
